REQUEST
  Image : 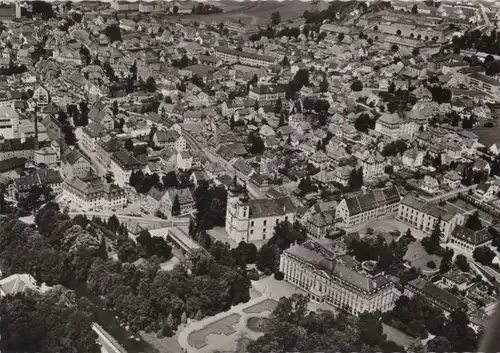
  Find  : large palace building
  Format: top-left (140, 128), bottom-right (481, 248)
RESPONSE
top-left (280, 241), bottom-right (397, 316)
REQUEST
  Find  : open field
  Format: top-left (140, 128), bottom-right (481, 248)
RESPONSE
top-left (188, 313), bottom-right (241, 349)
top-left (176, 1), bottom-right (313, 26)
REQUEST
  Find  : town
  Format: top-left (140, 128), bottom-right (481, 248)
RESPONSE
top-left (0, 0), bottom-right (499, 352)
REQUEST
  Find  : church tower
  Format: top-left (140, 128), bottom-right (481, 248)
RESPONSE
top-left (225, 177), bottom-right (250, 243)
top-left (15, 0), bottom-right (21, 19)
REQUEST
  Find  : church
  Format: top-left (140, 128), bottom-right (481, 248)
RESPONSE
top-left (225, 177), bottom-right (296, 244)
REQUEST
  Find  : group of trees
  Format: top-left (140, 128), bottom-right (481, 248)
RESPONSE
top-left (421, 217), bottom-right (443, 255)
top-left (256, 221), bottom-right (307, 275)
top-left (247, 131), bottom-right (265, 155)
top-left (381, 139), bottom-right (408, 157)
top-left (116, 229), bottom-right (172, 263)
top-left (348, 167), bottom-right (364, 189)
top-left (129, 170), bottom-right (162, 194)
top-left (0, 290), bottom-right (99, 353)
top-left (104, 24), bottom-right (122, 43)
top-left (452, 29), bottom-right (500, 56)
top-left (354, 113), bottom-right (377, 133)
top-left (190, 3), bottom-right (222, 15)
top-left (248, 294), bottom-right (405, 352)
top-left (383, 295), bottom-right (479, 351)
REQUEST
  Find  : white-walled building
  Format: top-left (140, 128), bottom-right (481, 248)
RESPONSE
top-left (397, 193), bottom-right (466, 242)
top-left (0, 107), bottom-right (19, 140)
top-left (63, 174), bottom-right (127, 210)
top-left (449, 225), bottom-right (494, 255)
top-left (225, 178), bottom-right (296, 244)
top-left (280, 242), bottom-right (397, 316)
top-left (375, 112), bottom-right (426, 140)
top-left (110, 150), bottom-right (146, 187)
top-left (335, 186), bottom-right (401, 227)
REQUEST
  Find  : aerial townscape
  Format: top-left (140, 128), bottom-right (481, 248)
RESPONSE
top-left (3, 0), bottom-right (500, 352)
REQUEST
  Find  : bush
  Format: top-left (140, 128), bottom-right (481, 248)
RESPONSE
top-left (426, 260), bottom-right (436, 269)
top-left (484, 122), bottom-right (494, 128)
top-left (161, 324), bottom-right (173, 337)
top-left (274, 271), bottom-right (284, 280)
top-left (247, 268), bottom-right (260, 281)
top-left (366, 227), bottom-right (374, 235)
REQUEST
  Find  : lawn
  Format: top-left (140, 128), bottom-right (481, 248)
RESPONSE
top-left (382, 323), bottom-right (415, 348)
top-left (404, 241), bottom-right (441, 273)
top-left (187, 313), bottom-right (241, 349)
top-left (242, 299), bottom-right (278, 315)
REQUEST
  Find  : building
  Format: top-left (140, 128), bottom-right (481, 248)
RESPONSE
top-left (153, 130), bottom-right (186, 151)
top-left (248, 85), bottom-right (286, 106)
top-left (225, 178), bottom-right (296, 243)
top-left (96, 137), bottom-right (124, 167)
top-left (306, 210), bottom-right (337, 240)
top-left (335, 187), bottom-right (401, 227)
top-left (34, 146), bottom-right (59, 168)
top-left (110, 150), bottom-right (146, 187)
top-left (397, 193), bottom-right (466, 242)
top-left (33, 86), bottom-right (49, 106)
top-left (468, 73), bottom-right (500, 99)
top-left (159, 188), bottom-right (194, 217)
top-left (450, 225), bottom-right (494, 255)
top-left (81, 123), bottom-right (107, 153)
top-left (112, 0), bottom-right (139, 11)
top-left (8, 169), bottom-right (63, 199)
top-left (280, 241), bottom-right (397, 316)
top-left (0, 1), bottom-right (21, 21)
top-left (0, 107), bottom-right (19, 140)
top-left (63, 173), bottom-right (127, 211)
top-left (375, 112), bottom-right (426, 140)
top-left (139, 1), bottom-right (168, 13)
top-left (404, 278), bottom-right (467, 314)
top-left (214, 47), bottom-right (278, 68)
top-left (61, 148), bottom-right (92, 180)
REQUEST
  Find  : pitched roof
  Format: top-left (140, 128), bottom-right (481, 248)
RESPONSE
top-left (249, 196), bottom-right (295, 219)
top-left (344, 186), bottom-right (401, 216)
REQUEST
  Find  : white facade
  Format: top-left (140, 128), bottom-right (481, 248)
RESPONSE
top-left (397, 194), bottom-right (465, 242)
top-left (280, 244), bottom-right (397, 316)
top-left (0, 107), bottom-right (19, 140)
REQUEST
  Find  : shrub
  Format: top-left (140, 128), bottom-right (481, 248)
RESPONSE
top-left (274, 271), bottom-right (284, 280)
top-left (247, 268), bottom-right (260, 281)
top-left (426, 260), bottom-right (436, 269)
top-left (366, 227), bottom-right (374, 235)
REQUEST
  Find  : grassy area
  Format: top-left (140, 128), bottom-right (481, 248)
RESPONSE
top-left (242, 299), bottom-right (278, 315)
top-left (139, 328), bottom-right (185, 353)
top-left (188, 313), bottom-right (241, 349)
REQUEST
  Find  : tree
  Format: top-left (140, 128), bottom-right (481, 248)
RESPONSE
top-left (107, 215), bottom-right (120, 233)
top-left (281, 55), bottom-right (290, 67)
top-left (125, 139), bottom-right (134, 152)
top-left (271, 11), bottom-right (281, 26)
top-left (146, 76), bottom-right (156, 93)
top-left (351, 80), bottom-right (363, 91)
top-left (473, 246), bottom-right (496, 266)
top-left (411, 4), bottom-right (418, 14)
top-left (421, 217), bottom-right (442, 254)
top-left (172, 194), bottom-right (181, 216)
top-left (173, 5), bottom-right (178, 14)
top-left (348, 167), bottom-right (363, 189)
top-left (465, 211), bottom-right (483, 231)
top-left (354, 113), bottom-right (375, 132)
top-left (455, 254), bottom-right (470, 272)
top-left (412, 47), bottom-right (420, 56)
top-left (319, 74), bottom-right (329, 92)
top-left (274, 97), bottom-right (282, 115)
top-left (104, 24), bottom-right (122, 43)
top-left (105, 171), bottom-right (114, 184)
top-left (248, 132), bottom-right (265, 155)
top-left (162, 171), bottom-right (178, 189)
top-left (426, 337), bottom-right (451, 352)
top-left (256, 243), bottom-right (279, 274)
top-left (338, 33), bottom-right (345, 42)
top-left (391, 44), bottom-right (399, 52)
top-left (439, 248), bottom-right (454, 274)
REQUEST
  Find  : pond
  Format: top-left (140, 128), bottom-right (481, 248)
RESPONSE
top-left (71, 281), bottom-right (157, 353)
top-left (246, 317), bottom-right (272, 333)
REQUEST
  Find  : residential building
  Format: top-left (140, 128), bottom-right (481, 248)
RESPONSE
top-left (214, 46), bottom-right (278, 67)
top-left (8, 169), bottom-right (63, 199)
top-left (450, 225), bottom-right (494, 255)
top-left (306, 210), bottom-right (337, 240)
top-left (159, 188), bottom-right (194, 217)
top-left (34, 146), bottom-right (59, 168)
top-left (110, 150), bottom-right (146, 187)
top-left (153, 130), bottom-right (187, 151)
top-left (96, 137), bottom-right (124, 167)
top-left (61, 148), bottom-right (92, 180)
top-left (335, 187), bottom-right (401, 227)
top-left (81, 123), bottom-right (107, 153)
top-left (280, 241), bottom-right (397, 315)
top-left (225, 178), bottom-right (296, 243)
top-left (0, 107), bottom-right (19, 140)
top-left (404, 278), bottom-right (467, 314)
top-left (397, 193), bottom-right (466, 242)
top-left (248, 85), bottom-right (286, 105)
top-left (63, 173), bottom-right (127, 210)
top-left (468, 73), bottom-right (500, 98)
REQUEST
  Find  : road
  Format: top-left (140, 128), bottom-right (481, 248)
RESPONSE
top-left (67, 211), bottom-right (190, 226)
top-left (181, 129), bottom-right (204, 151)
top-left (93, 324), bottom-right (128, 353)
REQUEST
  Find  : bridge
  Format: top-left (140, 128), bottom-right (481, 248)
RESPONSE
top-left (93, 323), bottom-right (128, 353)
